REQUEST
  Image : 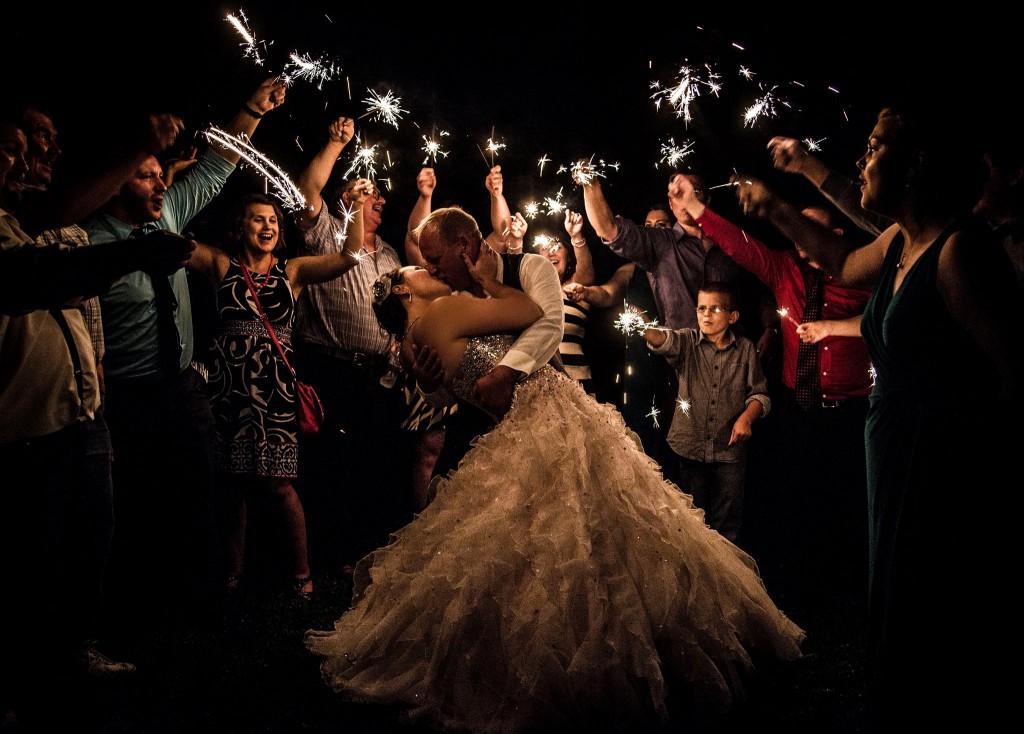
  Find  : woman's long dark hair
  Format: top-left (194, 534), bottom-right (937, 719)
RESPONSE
top-left (371, 268), bottom-right (409, 339)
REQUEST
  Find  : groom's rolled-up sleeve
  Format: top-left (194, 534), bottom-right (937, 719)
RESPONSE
top-left (498, 253), bottom-right (564, 376)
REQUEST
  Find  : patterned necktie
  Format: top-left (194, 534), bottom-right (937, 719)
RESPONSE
top-left (795, 269), bottom-right (824, 410)
top-left (134, 228), bottom-right (181, 376)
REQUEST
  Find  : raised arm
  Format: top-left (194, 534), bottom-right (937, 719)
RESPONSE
top-left (563, 262), bottom-right (636, 308)
top-left (20, 113), bottom-right (185, 236)
top-left (735, 174), bottom-right (889, 289)
top-left (563, 209), bottom-right (594, 286)
top-left (288, 181), bottom-right (367, 290)
top-left (405, 167), bottom-right (435, 267)
top-left (581, 174), bottom-right (619, 241)
top-left (486, 165), bottom-right (513, 246)
top-left (293, 115), bottom-right (356, 231)
top-left (211, 76), bottom-right (287, 165)
top-left (768, 136), bottom-right (892, 236)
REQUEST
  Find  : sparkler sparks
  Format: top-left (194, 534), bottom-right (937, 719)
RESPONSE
top-left (677, 398), bottom-right (692, 416)
top-left (659, 138), bottom-right (696, 168)
top-left (342, 134), bottom-right (380, 181)
top-left (537, 154), bottom-right (551, 177)
top-left (570, 157), bottom-right (619, 186)
top-left (614, 304), bottom-right (653, 336)
top-left (743, 85), bottom-right (788, 127)
top-left (421, 129), bottom-right (450, 165)
top-left (283, 52), bottom-right (338, 89)
top-left (646, 405), bottom-right (660, 429)
top-left (650, 63), bottom-right (721, 127)
top-left (360, 89), bottom-right (407, 128)
top-left (225, 11), bottom-right (269, 67)
top-left (483, 136), bottom-right (506, 167)
top-left (532, 234), bottom-right (560, 253)
top-left (803, 137), bottom-right (826, 152)
top-left (522, 202), bottom-right (541, 220)
top-left (203, 126), bottom-right (304, 211)
top-left (777, 307), bottom-right (801, 327)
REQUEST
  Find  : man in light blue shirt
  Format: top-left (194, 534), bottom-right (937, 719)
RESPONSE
top-left (81, 77), bottom-right (287, 638)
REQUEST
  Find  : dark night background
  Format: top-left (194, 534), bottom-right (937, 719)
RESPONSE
top-left (2, 5), bottom-right (1017, 732)
top-left (5, 4), bottom-right (1014, 254)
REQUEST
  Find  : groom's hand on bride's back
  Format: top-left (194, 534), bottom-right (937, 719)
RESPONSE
top-left (473, 365), bottom-right (521, 422)
top-left (410, 344), bottom-right (444, 393)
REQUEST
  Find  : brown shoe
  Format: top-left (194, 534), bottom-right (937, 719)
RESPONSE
top-left (81, 646), bottom-right (136, 677)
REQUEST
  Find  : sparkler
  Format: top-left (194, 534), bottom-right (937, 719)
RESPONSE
top-left (282, 52), bottom-right (338, 90)
top-left (482, 135), bottom-right (506, 168)
top-left (359, 89), bottom-right (407, 128)
top-left (777, 307), bottom-right (801, 328)
top-left (614, 304), bottom-right (654, 336)
top-left (225, 11), bottom-right (268, 66)
top-left (803, 137), bottom-right (825, 152)
top-left (570, 157), bottom-right (619, 186)
top-left (537, 154), bottom-right (551, 177)
top-left (542, 188), bottom-right (566, 217)
top-left (646, 405), bottom-right (661, 429)
top-left (743, 85), bottom-right (788, 127)
top-left (532, 234), bottom-right (559, 253)
top-left (342, 133), bottom-right (380, 181)
top-left (421, 128), bottom-right (450, 165)
top-left (202, 126), bottom-right (304, 211)
top-left (659, 138), bottom-right (696, 169)
top-left (677, 398), bottom-right (692, 416)
top-left (650, 63), bottom-right (721, 127)
top-left (522, 202), bottom-right (541, 220)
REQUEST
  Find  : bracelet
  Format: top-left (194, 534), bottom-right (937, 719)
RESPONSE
top-left (242, 104), bottom-right (264, 119)
top-left (570, 239), bottom-right (587, 248)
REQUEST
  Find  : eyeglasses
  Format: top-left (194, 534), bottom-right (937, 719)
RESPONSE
top-left (644, 221), bottom-right (672, 229)
top-left (696, 305), bottom-right (730, 314)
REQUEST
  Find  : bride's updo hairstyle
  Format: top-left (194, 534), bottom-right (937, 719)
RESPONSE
top-left (372, 268), bottom-right (409, 339)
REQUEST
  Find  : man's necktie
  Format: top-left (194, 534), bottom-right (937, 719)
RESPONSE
top-left (133, 228), bottom-right (181, 376)
top-left (795, 269), bottom-right (824, 410)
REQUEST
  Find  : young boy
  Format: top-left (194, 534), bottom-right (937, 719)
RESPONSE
top-left (642, 281), bottom-right (770, 544)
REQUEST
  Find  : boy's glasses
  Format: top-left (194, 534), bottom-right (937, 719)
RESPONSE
top-left (696, 305), bottom-right (729, 314)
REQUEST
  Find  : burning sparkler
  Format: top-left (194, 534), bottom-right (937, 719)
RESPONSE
top-left (342, 133), bottom-right (380, 181)
top-left (225, 11), bottom-right (268, 66)
top-left (283, 52), bottom-right (338, 90)
top-left (421, 128), bottom-right (450, 165)
top-left (360, 89), bottom-right (407, 128)
top-left (777, 307), bottom-right (801, 328)
top-left (203, 126), bottom-right (304, 211)
top-left (659, 138), bottom-right (696, 169)
top-left (614, 304), bottom-right (654, 336)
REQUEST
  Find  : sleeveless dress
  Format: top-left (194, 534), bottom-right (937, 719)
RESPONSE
top-left (208, 258), bottom-right (299, 479)
top-left (859, 224), bottom-right (1018, 726)
top-left (306, 334), bottom-right (804, 733)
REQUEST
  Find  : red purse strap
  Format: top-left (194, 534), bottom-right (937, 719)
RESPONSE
top-left (239, 261), bottom-right (296, 378)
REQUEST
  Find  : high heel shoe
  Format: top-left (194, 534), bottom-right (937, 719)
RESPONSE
top-left (292, 574), bottom-right (313, 601)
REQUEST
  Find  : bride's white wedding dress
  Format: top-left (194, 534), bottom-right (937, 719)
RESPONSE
top-left (306, 334), bottom-right (804, 733)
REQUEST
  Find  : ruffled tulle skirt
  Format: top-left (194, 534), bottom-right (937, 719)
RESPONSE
top-left (306, 368), bottom-right (804, 733)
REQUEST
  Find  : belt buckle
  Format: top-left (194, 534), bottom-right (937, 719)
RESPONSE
top-left (820, 399), bottom-right (840, 409)
top-left (351, 351), bottom-right (368, 367)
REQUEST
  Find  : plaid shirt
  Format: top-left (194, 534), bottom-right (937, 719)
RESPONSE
top-left (35, 224), bottom-right (104, 363)
top-left (292, 205), bottom-right (401, 356)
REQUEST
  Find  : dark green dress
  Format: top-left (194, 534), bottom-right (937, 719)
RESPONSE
top-left (860, 220), bottom-right (1016, 729)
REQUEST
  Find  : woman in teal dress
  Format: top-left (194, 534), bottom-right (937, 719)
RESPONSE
top-left (734, 100), bottom-right (1023, 732)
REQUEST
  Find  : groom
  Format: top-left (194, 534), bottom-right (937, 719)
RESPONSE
top-left (411, 206), bottom-right (565, 481)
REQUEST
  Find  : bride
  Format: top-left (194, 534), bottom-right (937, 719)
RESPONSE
top-left (305, 237), bottom-right (805, 733)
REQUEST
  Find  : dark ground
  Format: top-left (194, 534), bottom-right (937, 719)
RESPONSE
top-left (3, 426), bottom-right (867, 734)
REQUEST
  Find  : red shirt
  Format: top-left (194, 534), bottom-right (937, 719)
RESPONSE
top-left (697, 208), bottom-right (873, 399)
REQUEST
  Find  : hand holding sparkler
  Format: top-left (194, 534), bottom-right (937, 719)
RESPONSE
top-left (767, 136), bottom-right (817, 176)
top-left (245, 76), bottom-right (288, 118)
top-left (485, 166), bottom-right (504, 199)
top-left (733, 174), bottom-right (781, 221)
top-left (327, 116), bottom-right (356, 147)
top-left (667, 172), bottom-right (707, 220)
top-left (416, 167), bottom-right (436, 199)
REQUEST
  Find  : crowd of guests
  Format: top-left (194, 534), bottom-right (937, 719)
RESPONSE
top-left (2, 74), bottom-right (1022, 734)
